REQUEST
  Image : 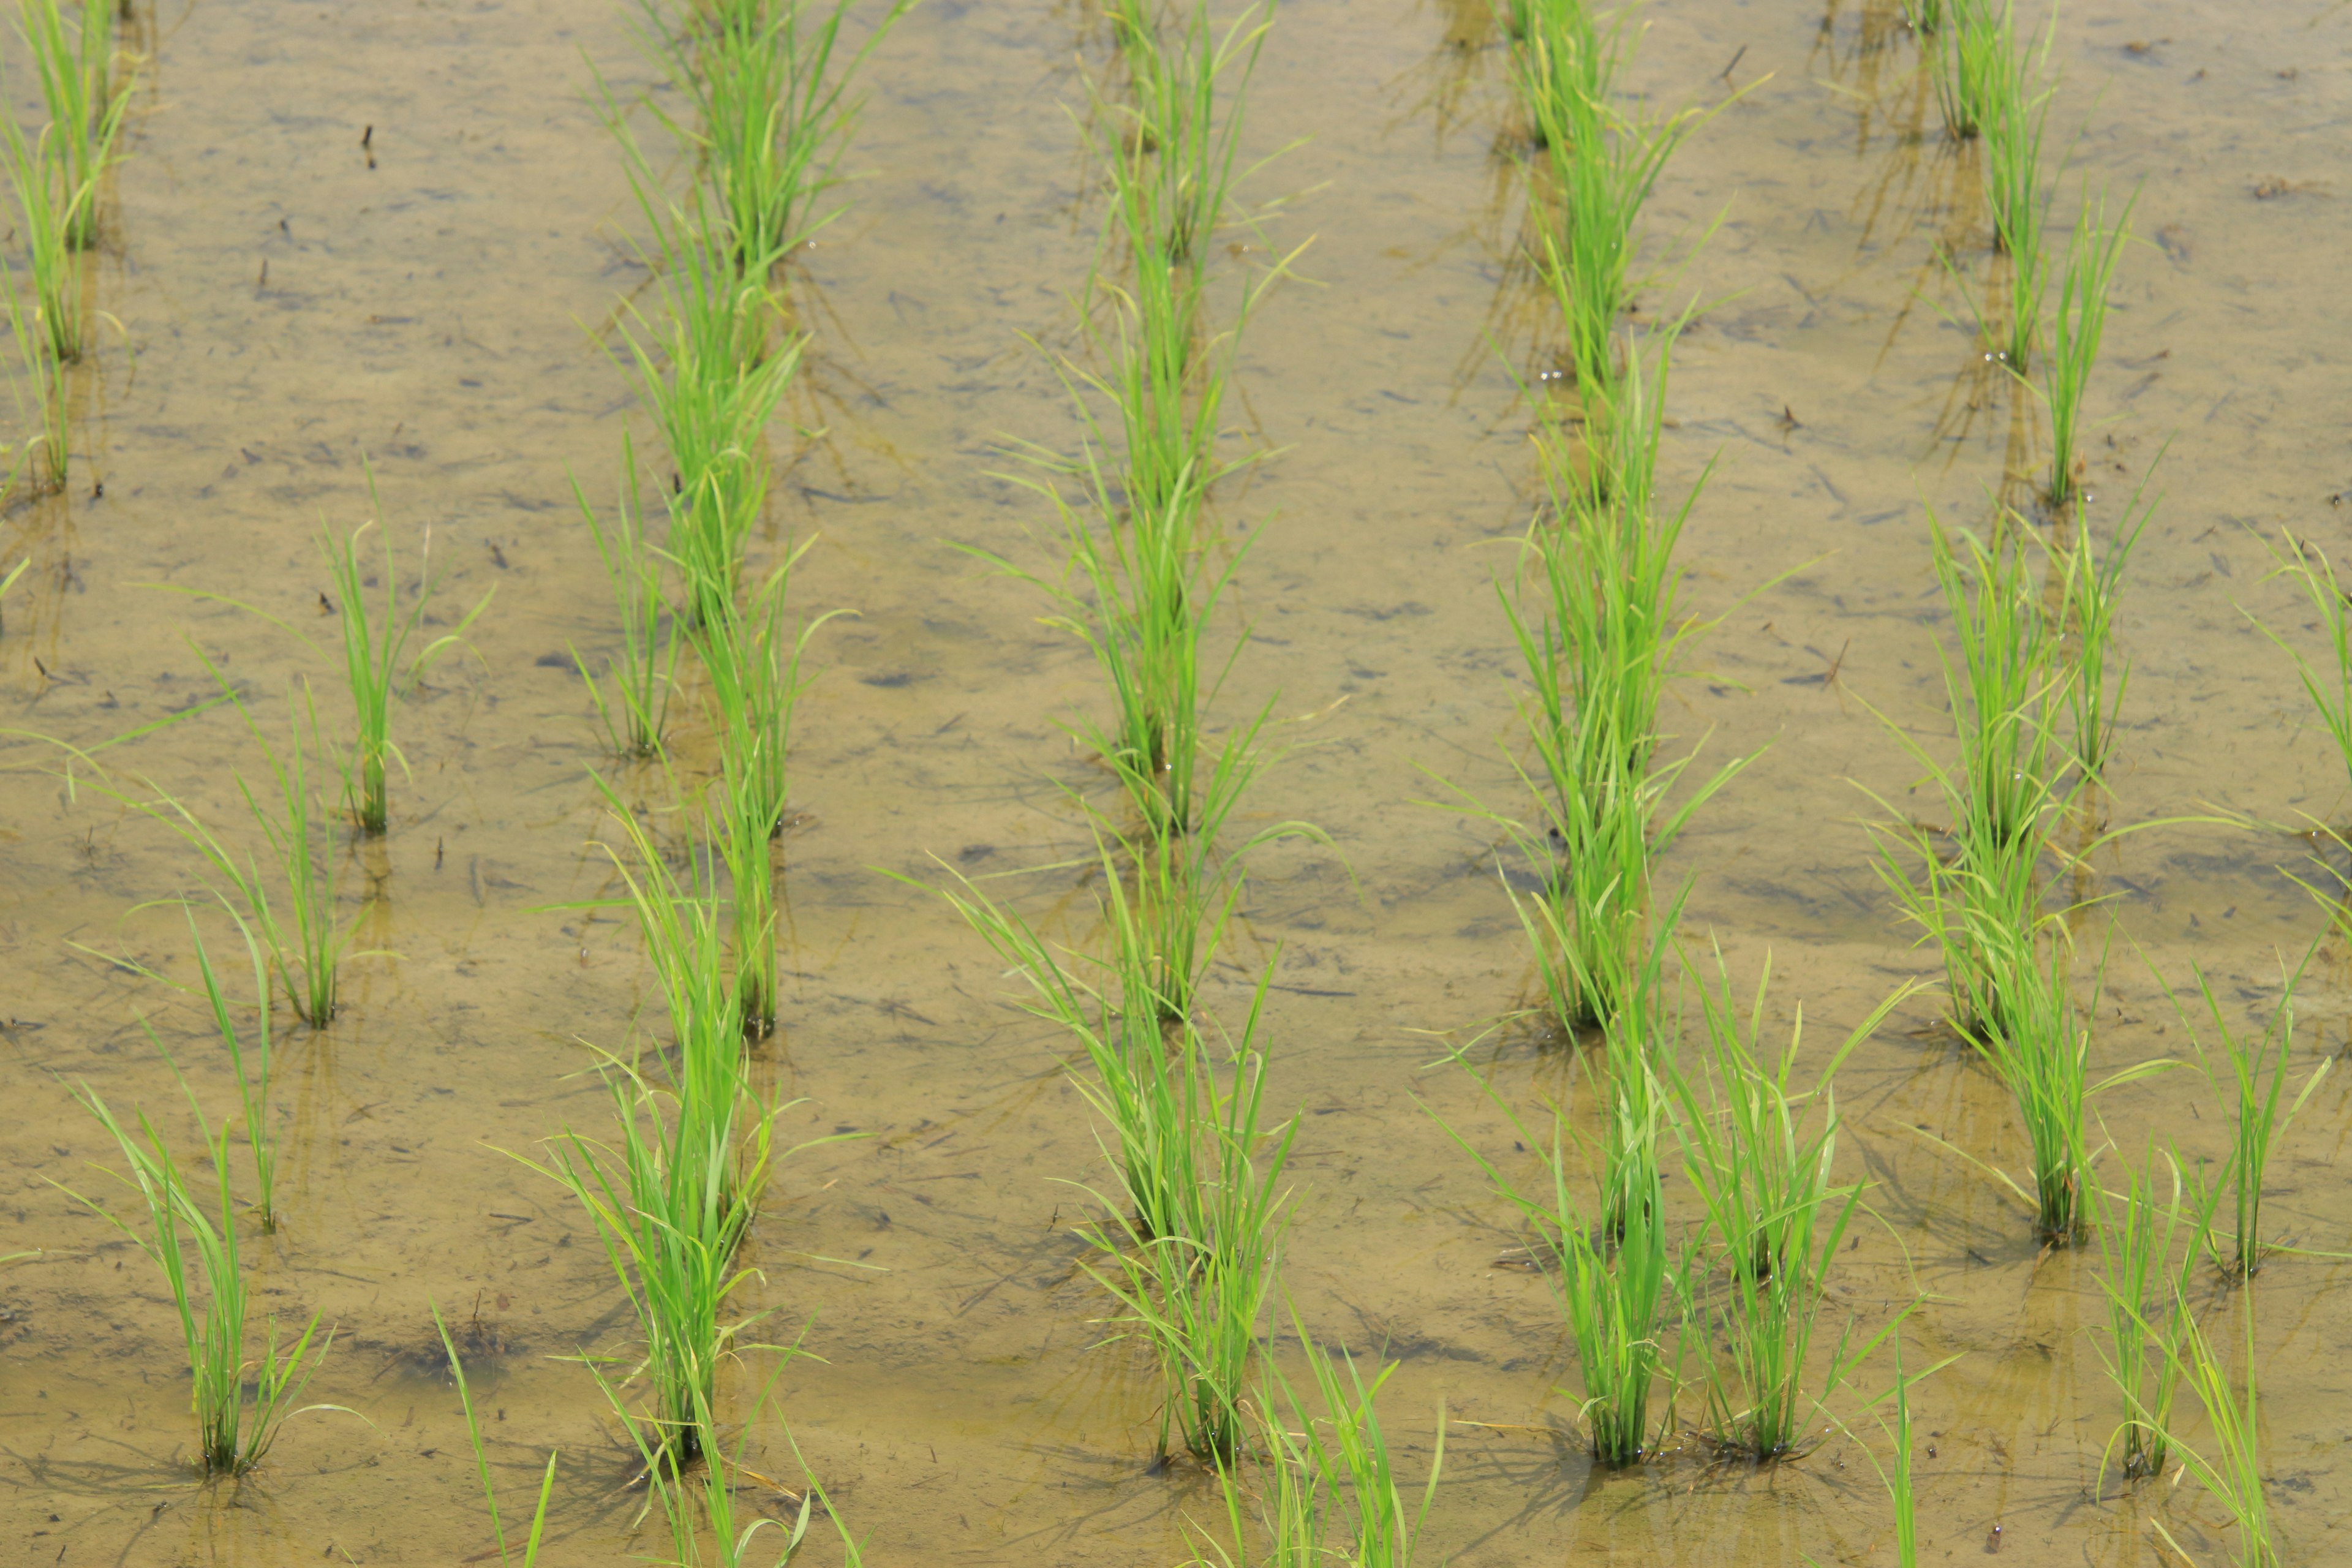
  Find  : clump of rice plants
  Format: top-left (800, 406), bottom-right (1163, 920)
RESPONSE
top-left (597, 1363), bottom-right (866, 1567)
top-left (1666, 946), bottom-right (1918, 1458)
top-left (922, 834), bottom-right (1299, 1467)
top-left (57, 1076), bottom-right (342, 1474)
top-left (694, 558), bottom-right (834, 1036)
top-left (1863, 513), bottom-right (2065, 1046)
top-left (1926, 0), bottom-right (2005, 142)
top-left (18, 0), bottom-right (127, 252)
top-left (318, 470), bottom-right (494, 834)
top-left (568, 434), bottom-right (679, 760)
top-left (175, 904), bottom-right (282, 1234)
top-left (2156, 1292), bottom-right (2280, 1568)
top-left (1204, 1309), bottom-right (1443, 1568)
top-left (1431, 1036), bottom-right (1672, 1466)
top-left (2041, 184), bottom-right (2136, 510)
top-left (600, 144), bottom-right (802, 631)
top-left (1472, 325), bottom-right (1747, 1032)
top-left (1963, 925), bottom-right (2173, 1244)
top-left (110, 674), bottom-right (357, 1029)
top-left (2090, 1142), bottom-right (2198, 1485)
top-left (1510, 1), bottom-right (1723, 396)
top-left (433, 1302), bottom-right (557, 1567)
top-left (639, 0), bottom-right (914, 273)
top-left (2153, 952), bottom-right (2329, 1280)
top-left (0, 265), bottom-right (62, 496)
top-left (2057, 466), bottom-right (2157, 777)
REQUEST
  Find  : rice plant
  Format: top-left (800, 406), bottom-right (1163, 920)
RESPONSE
top-left (695, 559), bottom-right (832, 1036)
top-left (921, 834), bottom-right (1297, 1466)
top-left (1513, 3), bottom-right (1722, 395)
top-left (2058, 466), bottom-right (2156, 776)
top-left (432, 1302), bottom-right (557, 1568)
top-left (0, 261), bottom-right (60, 495)
top-left (1666, 947), bottom-right (1919, 1457)
top-left (2091, 1142), bottom-right (2198, 1485)
top-left (530, 1057), bottom-right (773, 1467)
top-left (1085, 985), bottom-right (1297, 1469)
top-left (2249, 530), bottom-right (2352, 814)
top-left (1927, 0), bottom-right (2004, 141)
top-left (320, 470), bottom-right (494, 834)
top-left (600, 127), bottom-right (803, 630)
top-left (2156, 1293), bottom-right (2279, 1568)
top-left (0, 92), bottom-right (89, 367)
top-left (57, 1077), bottom-right (341, 1474)
top-left (638, 0), bottom-right (914, 273)
top-left (1476, 327), bottom-right (1747, 1031)
top-left (18, 0), bottom-right (126, 252)
top-left (111, 673), bottom-right (355, 1028)
top-left (986, 371), bottom-right (1249, 841)
top-left (568, 435), bottom-right (678, 758)
top-left (532, 788), bottom-right (854, 1464)
top-left (1861, 513), bottom-right (2067, 1045)
top-left (1099, 0), bottom-right (1276, 279)
top-left (597, 1363), bottom-right (864, 1567)
top-left (1431, 1047), bottom-right (1672, 1466)
top-left (177, 903), bottom-right (281, 1234)
top-left (2154, 954), bottom-right (2329, 1279)
top-left (2041, 184), bottom-right (2135, 510)
top-left (1980, 6), bottom-right (2054, 368)
top-left (1205, 1311), bottom-right (1442, 1568)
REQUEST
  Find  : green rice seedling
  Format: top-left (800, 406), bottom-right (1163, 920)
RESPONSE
top-left (1085, 973), bottom-right (1297, 1468)
top-left (0, 102), bottom-right (89, 366)
top-left (432, 1302), bottom-right (557, 1568)
top-left (2090, 1142), bottom-right (2198, 1485)
top-left (915, 837), bottom-right (1199, 1242)
top-left (1966, 928), bottom-right (2171, 1243)
top-left (2154, 951), bottom-right (2328, 1279)
top-left (642, 0), bottom-right (913, 271)
top-left (18, 0), bottom-right (127, 252)
top-left (0, 261), bottom-right (59, 496)
top-left (1104, 0), bottom-right (1275, 276)
top-left (177, 902), bottom-right (281, 1233)
top-left (2041, 184), bottom-right (2136, 510)
top-left (1980, 9), bottom-right (2054, 368)
top-left (596, 1364), bottom-right (864, 1567)
top-left (1927, 0), bottom-right (2003, 141)
top-left (1824, 1335), bottom-right (1963, 1568)
top-left (114, 673), bottom-right (356, 1028)
top-left (568, 434), bottom-right (679, 759)
top-left (2249, 529), bottom-right (2352, 813)
top-left (530, 1059), bottom-right (774, 1468)
top-left (987, 381), bottom-right (1248, 841)
top-left (57, 1077), bottom-right (341, 1474)
top-left (1901, 0), bottom-right (1944, 35)
top-left (1205, 1309), bottom-right (1442, 1568)
top-left (1518, 10), bottom-right (1722, 396)
top-left (1666, 947), bottom-right (1920, 1457)
top-left (535, 786), bottom-right (861, 1464)
top-left (1430, 1051), bottom-right (1672, 1466)
top-left (2058, 466), bottom-right (2157, 776)
top-left (1478, 329), bottom-right (1749, 1030)
top-left (600, 123), bottom-right (803, 630)
top-left (2156, 1293), bottom-right (2278, 1568)
top-left (1286, 1321), bottom-right (1442, 1567)
top-left (695, 559), bottom-right (834, 1035)
top-left (320, 469), bottom-right (495, 834)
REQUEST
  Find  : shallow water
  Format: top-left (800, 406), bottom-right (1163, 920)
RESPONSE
top-left (4, 0), bottom-right (2352, 1563)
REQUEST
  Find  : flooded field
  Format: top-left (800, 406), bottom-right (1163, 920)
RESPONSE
top-left (4, 0), bottom-right (2350, 1563)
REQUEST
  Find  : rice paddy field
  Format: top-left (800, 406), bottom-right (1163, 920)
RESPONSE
top-left (3, 0), bottom-right (2350, 1563)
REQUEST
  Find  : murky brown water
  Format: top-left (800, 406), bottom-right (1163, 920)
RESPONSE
top-left (5, 0), bottom-right (2351, 1562)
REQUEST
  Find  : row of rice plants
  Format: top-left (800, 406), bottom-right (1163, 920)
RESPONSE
top-left (922, 4), bottom-right (1453, 1556)
top-left (503, 0), bottom-right (906, 1554)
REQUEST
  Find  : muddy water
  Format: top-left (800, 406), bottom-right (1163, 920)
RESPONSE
top-left (4, 0), bottom-right (2351, 1562)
